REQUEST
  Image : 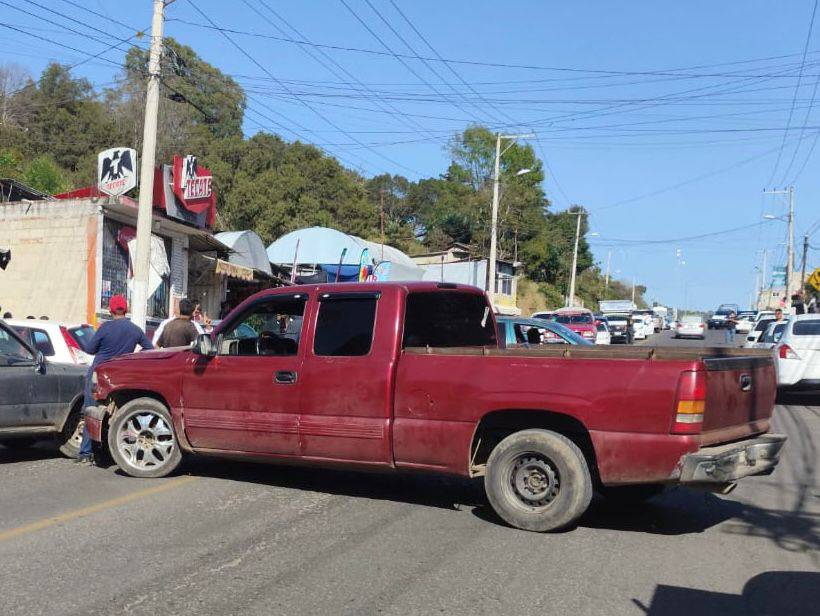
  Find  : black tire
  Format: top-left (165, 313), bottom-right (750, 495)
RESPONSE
top-left (484, 429), bottom-right (593, 532)
top-left (57, 403), bottom-right (83, 459)
top-left (107, 398), bottom-right (182, 478)
top-left (600, 484), bottom-right (666, 506)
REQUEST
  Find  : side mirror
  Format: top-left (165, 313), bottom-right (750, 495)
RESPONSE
top-left (193, 333), bottom-right (217, 357)
top-left (35, 351), bottom-right (46, 374)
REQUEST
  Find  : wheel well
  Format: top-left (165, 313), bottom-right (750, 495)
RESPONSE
top-left (108, 390), bottom-right (171, 413)
top-left (470, 410), bottom-right (599, 482)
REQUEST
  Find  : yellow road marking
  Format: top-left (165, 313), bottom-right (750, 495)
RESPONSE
top-left (0, 476), bottom-right (198, 542)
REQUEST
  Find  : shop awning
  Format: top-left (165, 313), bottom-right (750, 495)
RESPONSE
top-left (203, 256), bottom-right (254, 281)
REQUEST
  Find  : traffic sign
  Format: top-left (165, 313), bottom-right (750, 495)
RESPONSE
top-left (809, 267), bottom-right (820, 292)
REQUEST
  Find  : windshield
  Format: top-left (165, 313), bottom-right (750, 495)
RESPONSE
top-left (0, 323), bottom-right (34, 362)
top-left (681, 315), bottom-right (701, 323)
top-left (755, 318), bottom-right (774, 332)
top-left (553, 313), bottom-right (593, 325)
top-left (547, 322), bottom-right (593, 345)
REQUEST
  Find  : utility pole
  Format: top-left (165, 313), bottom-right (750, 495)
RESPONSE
top-left (487, 131), bottom-right (533, 296)
top-left (604, 250), bottom-right (612, 290)
top-left (631, 276), bottom-right (636, 304)
top-left (787, 185), bottom-right (795, 307)
top-left (567, 211), bottom-right (582, 307)
top-left (488, 133), bottom-right (502, 295)
top-left (379, 189), bottom-right (385, 262)
top-left (763, 186), bottom-right (795, 309)
top-left (131, 0), bottom-right (165, 330)
top-left (801, 233), bottom-right (809, 294)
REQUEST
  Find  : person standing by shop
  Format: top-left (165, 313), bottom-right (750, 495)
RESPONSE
top-left (77, 294), bottom-right (153, 465)
top-left (156, 298), bottom-right (200, 348)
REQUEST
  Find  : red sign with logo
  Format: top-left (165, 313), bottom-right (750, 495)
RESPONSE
top-left (162, 155), bottom-right (216, 227)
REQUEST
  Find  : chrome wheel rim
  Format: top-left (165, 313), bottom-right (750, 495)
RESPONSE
top-left (69, 418), bottom-right (84, 448)
top-left (116, 411), bottom-right (175, 471)
top-left (510, 453), bottom-right (560, 508)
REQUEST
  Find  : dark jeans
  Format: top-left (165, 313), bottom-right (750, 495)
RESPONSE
top-left (78, 367), bottom-right (95, 459)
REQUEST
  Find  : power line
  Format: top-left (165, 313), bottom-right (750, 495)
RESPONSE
top-left (591, 220), bottom-right (775, 247)
top-left (767, 0), bottom-right (818, 185)
top-left (244, 0), bottom-right (438, 140)
top-left (184, 0), bottom-right (423, 177)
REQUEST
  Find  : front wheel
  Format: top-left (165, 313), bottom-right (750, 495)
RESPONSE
top-left (58, 404), bottom-right (83, 458)
top-left (107, 398), bottom-right (181, 478)
top-left (484, 429), bottom-right (593, 532)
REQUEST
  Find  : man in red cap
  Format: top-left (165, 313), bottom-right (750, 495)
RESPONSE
top-left (77, 294), bottom-right (153, 464)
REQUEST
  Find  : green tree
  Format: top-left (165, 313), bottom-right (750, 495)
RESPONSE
top-left (23, 156), bottom-right (68, 194)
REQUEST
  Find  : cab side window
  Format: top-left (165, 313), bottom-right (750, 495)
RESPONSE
top-left (314, 295), bottom-right (377, 356)
top-left (219, 296), bottom-right (306, 357)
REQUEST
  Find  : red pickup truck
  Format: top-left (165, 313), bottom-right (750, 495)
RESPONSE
top-left (86, 282), bottom-right (785, 532)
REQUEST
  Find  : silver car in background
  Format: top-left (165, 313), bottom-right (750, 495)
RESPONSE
top-left (674, 314), bottom-right (705, 340)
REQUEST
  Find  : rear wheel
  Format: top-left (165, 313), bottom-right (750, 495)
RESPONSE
top-left (484, 429), bottom-right (593, 532)
top-left (107, 398), bottom-right (181, 478)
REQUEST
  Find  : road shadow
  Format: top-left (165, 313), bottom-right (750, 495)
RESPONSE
top-left (183, 457), bottom-right (487, 512)
top-left (0, 440), bottom-right (64, 463)
top-left (633, 571), bottom-right (820, 615)
top-left (777, 389), bottom-right (820, 406)
top-left (185, 458), bottom-right (815, 544)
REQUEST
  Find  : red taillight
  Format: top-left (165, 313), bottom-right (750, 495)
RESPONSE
top-left (671, 370), bottom-right (706, 435)
top-left (779, 344), bottom-right (799, 360)
top-left (698, 323), bottom-right (704, 329)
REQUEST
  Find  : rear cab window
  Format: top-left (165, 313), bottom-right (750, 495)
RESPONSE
top-left (403, 291), bottom-right (496, 348)
top-left (30, 329), bottom-right (55, 356)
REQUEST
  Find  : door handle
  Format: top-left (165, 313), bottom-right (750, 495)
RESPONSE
top-left (274, 370), bottom-right (297, 384)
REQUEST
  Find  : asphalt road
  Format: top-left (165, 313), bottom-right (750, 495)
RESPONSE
top-left (1, 330), bottom-right (817, 616)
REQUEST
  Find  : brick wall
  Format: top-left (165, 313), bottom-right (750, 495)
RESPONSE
top-left (0, 200), bottom-right (99, 323)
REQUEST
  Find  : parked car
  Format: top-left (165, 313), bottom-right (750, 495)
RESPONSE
top-left (674, 314), bottom-right (706, 340)
top-left (734, 312), bottom-right (757, 335)
top-left (7, 319), bottom-right (94, 365)
top-left (497, 317), bottom-right (592, 347)
top-left (708, 304), bottom-right (739, 329)
top-left (0, 319), bottom-right (86, 456)
top-left (603, 312), bottom-right (633, 344)
top-left (752, 321), bottom-right (788, 350)
top-left (86, 282), bottom-right (785, 533)
top-left (550, 308), bottom-right (598, 343)
top-left (595, 320), bottom-right (611, 345)
top-left (745, 317), bottom-right (778, 347)
top-left (631, 313), bottom-right (647, 340)
top-left (773, 314), bottom-right (820, 391)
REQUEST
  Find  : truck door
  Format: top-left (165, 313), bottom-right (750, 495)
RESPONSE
top-left (0, 324), bottom-right (41, 428)
top-left (181, 293), bottom-right (307, 455)
top-left (297, 290), bottom-right (394, 465)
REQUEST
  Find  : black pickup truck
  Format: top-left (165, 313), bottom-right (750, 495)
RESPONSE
top-left (0, 319), bottom-right (85, 456)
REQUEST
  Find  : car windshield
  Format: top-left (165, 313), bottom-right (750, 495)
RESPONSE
top-left (0, 324), bottom-right (34, 362)
top-left (681, 316), bottom-right (701, 323)
top-left (755, 318), bottom-right (774, 332)
top-left (553, 313), bottom-right (593, 324)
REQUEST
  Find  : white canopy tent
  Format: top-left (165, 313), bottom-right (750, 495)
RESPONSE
top-left (266, 226), bottom-right (423, 281)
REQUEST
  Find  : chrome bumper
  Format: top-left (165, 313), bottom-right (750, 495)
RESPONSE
top-left (679, 434), bottom-right (787, 483)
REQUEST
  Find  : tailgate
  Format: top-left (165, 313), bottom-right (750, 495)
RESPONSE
top-left (700, 356), bottom-right (776, 445)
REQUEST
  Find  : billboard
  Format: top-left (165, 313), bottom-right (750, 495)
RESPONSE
top-left (97, 148), bottom-right (137, 196)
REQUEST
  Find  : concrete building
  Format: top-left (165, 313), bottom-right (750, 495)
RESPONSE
top-left (410, 243), bottom-right (521, 315)
top-left (0, 195), bottom-right (236, 328)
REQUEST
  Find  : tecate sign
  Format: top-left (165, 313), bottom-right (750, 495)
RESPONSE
top-left (180, 155), bottom-right (212, 200)
top-left (97, 148), bottom-right (137, 196)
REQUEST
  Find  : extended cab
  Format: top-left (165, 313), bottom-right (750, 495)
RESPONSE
top-left (86, 283), bottom-right (786, 532)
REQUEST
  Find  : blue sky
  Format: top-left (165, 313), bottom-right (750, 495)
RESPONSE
top-left (3, 1), bottom-right (820, 309)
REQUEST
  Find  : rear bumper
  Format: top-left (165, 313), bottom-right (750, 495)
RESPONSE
top-left (679, 434), bottom-right (786, 483)
top-left (84, 405), bottom-right (107, 442)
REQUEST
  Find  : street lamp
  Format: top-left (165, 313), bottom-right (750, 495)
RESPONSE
top-left (566, 216), bottom-right (596, 307)
top-left (515, 168), bottom-right (532, 177)
top-left (488, 133), bottom-right (534, 297)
